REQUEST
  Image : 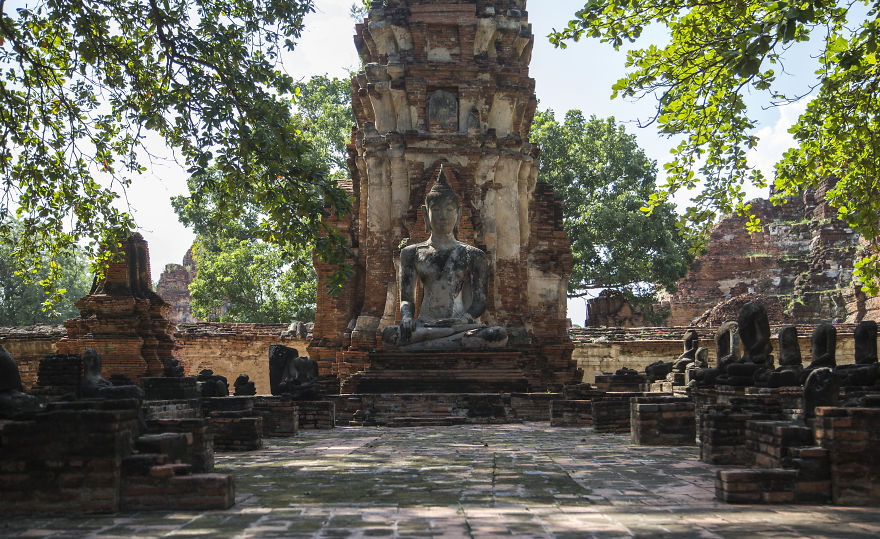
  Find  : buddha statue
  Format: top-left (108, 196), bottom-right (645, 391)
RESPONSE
top-left (757, 325), bottom-right (802, 387)
top-left (835, 320), bottom-right (879, 387)
top-left (0, 345), bottom-right (43, 417)
top-left (672, 329), bottom-right (699, 372)
top-left (382, 167), bottom-right (507, 351)
top-left (80, 348), bottom-right (145, 401)
top-left (689, 321), bottom-right (740, 388)
top-left (723, 302), bottom-right (774, 386)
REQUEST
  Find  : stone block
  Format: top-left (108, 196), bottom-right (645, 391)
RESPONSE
top-left (630, 396), bottom-right (696, 446)
top-left (208, 414), bottom-right (263, 451)
top-left (550, 400), bottom-right (593, 427)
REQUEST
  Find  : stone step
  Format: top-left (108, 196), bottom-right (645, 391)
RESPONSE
top-left (716, 468), bottom-right (797, 504)
top-left (122, 453), bottom-right (168, 477)
top-left (383, 416), bottom-right (469, 427)
top-left (121, 472), bottom-right (235, 511)
top-left (136, 432), bottom-right (191, 465)
top-left (148, 463), bottom-right (192, 478)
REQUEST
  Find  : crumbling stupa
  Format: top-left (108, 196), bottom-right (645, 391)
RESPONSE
top-left (57, 233), bottom-right (179, 380)
top-left (309, 0), bottom-right (576, 391)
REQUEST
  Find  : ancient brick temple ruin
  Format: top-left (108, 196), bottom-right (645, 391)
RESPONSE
top-left (584, 178), bottom-right (879, 329)
top-left (309, 0), bottom-right (576, 390)
top-left (155, 247), bottom-right (199, 324)
top-left (56, 233), bottom-right (179, 380)
top-left (660, 179), bottom-right (866, 326)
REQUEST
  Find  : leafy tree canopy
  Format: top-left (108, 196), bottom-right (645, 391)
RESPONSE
top-left (171, 74), bottom-right (354, 323)
top-left (551, 0), bottom-right (880, 293)
top-left (293, 74), bottom-right (355, 178)
top-left (531, 110), bottom-right (692, 299)
top-left (0, 0), bottom-right (350, 306)
top-left (0, 219), bottom-right (91, 325)
top-left (188, 235), bottom-right (316, 324)
top-left (173, 170), bottom-right (318, 323)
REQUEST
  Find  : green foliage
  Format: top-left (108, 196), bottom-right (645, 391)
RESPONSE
top-left (551, 0), bottom-right (880, 294)
top-left (172, 72), bottom-right (359, 322)
top-left (293, 75), bottom-right (355, 178)
top-left (188, 236), bottom-right (316, 324)
top-left (0, 0), bottom-right (351, 305)
top-left (173, 170), bottom-right (318, 323)
top-left (0, 219), bottom-right (91, 325)
top-left (530, 110), bottom-right (693, 298)
top-left (350, 2), bottom-right (370, 20)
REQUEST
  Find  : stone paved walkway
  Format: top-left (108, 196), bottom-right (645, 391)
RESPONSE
top-left (3, 423), bottom-right (880, 538)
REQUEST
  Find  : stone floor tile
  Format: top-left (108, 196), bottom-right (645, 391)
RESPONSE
top-left (3, 424), bottom-right (880, 537)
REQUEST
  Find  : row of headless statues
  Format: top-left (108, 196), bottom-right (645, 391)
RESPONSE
top-left (0, 344), bottom-right (322, 419)
top-left (0, 346), bottom-right (146, 423)
top-left (644, 302), bottom-right (879, 389)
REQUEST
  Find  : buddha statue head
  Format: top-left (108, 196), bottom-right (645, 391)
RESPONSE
top-left (423, 166), bottom-right (461, 237)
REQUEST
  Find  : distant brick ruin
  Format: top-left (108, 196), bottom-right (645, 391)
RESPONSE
top-left (156, 247), bottom-right (199, 324)
top-left (56, 233), bottom-right (179, 380)
top-left (656, 179), bottom-right (873, 327)
top-left (666, 181), bottom-right (863, 325)
top-left (309, 0), bottom-right (576, 388)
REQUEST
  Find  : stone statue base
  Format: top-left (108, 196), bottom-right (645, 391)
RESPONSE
top-left (343, 351), bottom-right (531, 394)
top-left (381, 324), bottom-right (508, 351)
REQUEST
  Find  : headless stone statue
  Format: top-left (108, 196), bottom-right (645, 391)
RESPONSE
top-left (197, 369), bottom-right (229, 397)
top-left (645, 360), bottom-right (674, 383)
top-left (809, 323), bottom-right (837, 368)
top-left (686, 347), bottom-right (709, 384)
top-left (0, 345), bottom-right (43, 417)
top-left (382, 167), bottom-right (507, 351)
top-left (854, 320), bottom-right (878, 365)
top-left (758, 325), bottom-right (802, 388)
top-left (804, 367), bottom-right (839, 419)
top-left (777, 326), bottom-right (803, 368)
top-left (737, 302), bottom-right (773, 368)
top-left (714, 320), bottom-right (749, 385)
top-left (80, 348), bottom-right (145, 401)
top-left (725, 302), bottom-right (774, 386)
top-left (672, 329), bottom-right (699, 372)
top-left (233, 374), bottom-right (256, 396)
top-left (79, 348), bottom-right (145, 430)
top-left (835, 320), bottom-right (879, 387)
top-left (716, 321), bottom-right (741, 370)
top-left (268, 345), bottom-right (319, 399)
top-left (162, 358), bottom-right (185, 377)
top-left (690, 321), bottom-right (740, 388)
top-left (800, 323), bottom-right (837, 384)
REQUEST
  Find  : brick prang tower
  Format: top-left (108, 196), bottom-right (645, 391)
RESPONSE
top-left (310, 0), bottom-right (576, 390)
top-left (58, 233), bottom-right (179, 380)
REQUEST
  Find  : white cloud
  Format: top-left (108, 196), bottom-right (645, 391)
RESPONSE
top-left (748, 97), bottom-right (812, 194)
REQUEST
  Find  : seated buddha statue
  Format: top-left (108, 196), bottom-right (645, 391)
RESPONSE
top-left (382, 167), bottom-right (507, 351)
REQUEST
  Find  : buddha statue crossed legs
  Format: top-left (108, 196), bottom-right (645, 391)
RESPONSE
top-left (382, 168), bottom-right (507, 351)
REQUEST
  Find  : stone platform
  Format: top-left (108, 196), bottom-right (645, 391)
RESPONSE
top-left (343, 351), bottom-right (531, 394)
top-left (333, 392), bottom-right (555, 426)
top-left (4, 424), bottom-right (880, 537)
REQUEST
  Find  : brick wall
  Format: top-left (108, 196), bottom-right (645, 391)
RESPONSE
top-left (571, 325), bottom-right (857, 384)
top-left (814, 406), bottom-right (880, 505)
top-left (175, 323), bottom-right (309, 397)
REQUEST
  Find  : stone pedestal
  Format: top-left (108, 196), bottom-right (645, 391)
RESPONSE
top-left (594, 372), bottom-right (647, 392)
top-left (343, 351), bottom-right (531, 394)
top-left (141, 377), bottom-right (200, 400)
top-left (630, 396), bottom-right (696, 446)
